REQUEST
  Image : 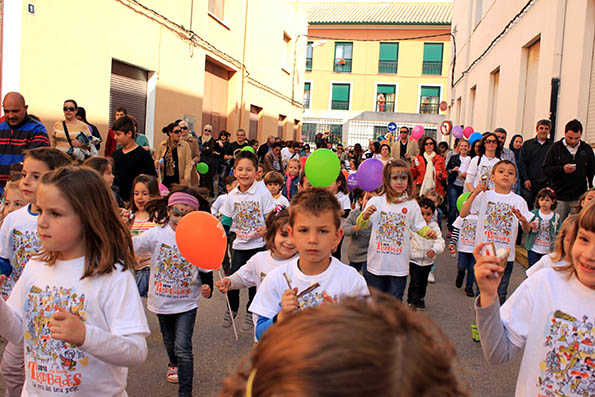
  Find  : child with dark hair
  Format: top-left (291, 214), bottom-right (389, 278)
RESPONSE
top-left (407, 197), bottom-right (444, 310)
top-left (250, 188), bottom-right (368, 340)
top-left (524, 188), bottom-right (560, 267)
top-left (211, 175), bottom-right (238, 274)
top-left (264, 171), bottom-right (289, 207)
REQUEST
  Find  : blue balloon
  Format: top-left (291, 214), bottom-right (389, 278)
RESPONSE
top-left (468, 132), bottom-right (483, 145)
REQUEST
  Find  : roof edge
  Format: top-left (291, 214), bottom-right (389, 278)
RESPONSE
top-left (309, 22), bottom-right (451, 26)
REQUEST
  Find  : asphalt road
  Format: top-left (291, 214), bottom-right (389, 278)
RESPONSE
top-left (0, 250), bottom-right (524, 397)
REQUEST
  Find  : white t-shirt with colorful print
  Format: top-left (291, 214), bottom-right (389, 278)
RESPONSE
top-left (364, 195), bottom-right (427, 277)
top-left (133, 224), bottom-right (210, 315)
top-left (221, 181), bottom-right (276, 250)
top-left (249, 256), bottom-right (369, 319)
top-left (500, 268), bottom-right (594, 396)
top-left (0, 205), bottom-right (41, 299)
top-left (452, 215), bottom-right (478, 254)
top-left (5, 257), bottom-right (149, 396)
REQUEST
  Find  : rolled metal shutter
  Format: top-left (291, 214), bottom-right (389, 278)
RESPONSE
top-left (109, 60), bottom-right (147, 132)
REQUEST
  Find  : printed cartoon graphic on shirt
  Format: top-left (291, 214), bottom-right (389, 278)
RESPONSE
top-left (460, 218), bottom-right (477, 247)
top-left (153, 243), bottom-right (194, 298)
top-left (297, 289), bottom-right (324, 310)
top-left (534, 221), bottom-right (551, 251)
top-left (1, 230), bottom-right (41, 299)
top-left (24, 285), bottom-right (88, 394)
top-left (538, 310), bottom-right (593, 396)
top-left (232, 201), bottom-right (263, 240)
top-left (375, 211), bottom-right (406, 255)
top-left (483, 201), bottom-right (514, 244)
top-left (479, 165), bottom-right (495, 189)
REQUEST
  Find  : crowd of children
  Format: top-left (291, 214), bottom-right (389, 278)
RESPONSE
top-left (0, 118), bottom-right (591, 397)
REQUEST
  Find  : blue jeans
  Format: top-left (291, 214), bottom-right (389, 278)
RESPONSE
top-left (447, 184), bottom-right (463, 230)
top-left (157, 308), bottom-right (197, 397)
top-left (364, 269), bottom-right (407, 301)
top-left (457, 252), bottom-right (476, 290)
top-left (527, 250), bottom-right (544, 268)
top-left (497, 261), bottom-right (514, 304)
top-left (134, 268), bottom-right (150, 297)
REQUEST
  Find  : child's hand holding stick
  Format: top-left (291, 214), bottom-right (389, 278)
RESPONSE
top-left (217, 269), bottom-right (239, 341)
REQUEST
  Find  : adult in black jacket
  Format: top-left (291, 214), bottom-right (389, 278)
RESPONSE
top-left (257, 135), bottom-right (274, 164)
top-left (542, 119), bottom-right (595, 222)
top-left (518, 119), bottom-right (552, 208)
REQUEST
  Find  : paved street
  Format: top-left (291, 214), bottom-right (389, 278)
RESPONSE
top-left (0, 250), bottom-right (524, 397)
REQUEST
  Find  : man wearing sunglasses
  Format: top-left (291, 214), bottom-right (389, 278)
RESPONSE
top-left (0, 92), bottom-right (49, 186)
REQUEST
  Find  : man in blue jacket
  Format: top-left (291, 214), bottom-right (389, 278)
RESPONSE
top-left (0, 92), bottom-right (49, 185)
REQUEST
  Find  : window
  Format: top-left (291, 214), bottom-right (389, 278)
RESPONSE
top-left (334, 42), bottom-right (353, 73)
top-left (208, 0), bottom-right (224, 20)
top-left (425, 128), bottom-right (437, 140)
top-left (249, 105), bottom-right (262, 140)
top-left (378, 43), bottom-right (398, 74)
top-left (278, 115), bottom-right (286, 138)
top-left (331, 84), bottom-right (350, 110)
top-left (306, 41), bottom-right (313, 72)
top-left (302, 123), bottom-right (342, 145)
top-left (422, 43), bottom-right (443, 75)
top-left (373, 126), bottom-right (388, 140)
top-left (419, 86), bottom-right (440, 114)
top-left (304, 82), bottom-right (311, 109)
top-left (376, 85), bottom-right (396, 112)
top-left (282, 33), bottom-right (291, 73)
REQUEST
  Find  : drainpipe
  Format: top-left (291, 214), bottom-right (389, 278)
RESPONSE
top-left (238, 0), bottom-right (249, 131)
top-left (550, 0), bottom-right (567, 140)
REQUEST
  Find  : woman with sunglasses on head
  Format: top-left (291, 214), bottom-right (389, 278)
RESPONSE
top-left (411, 136), bottom-right (447, 198)
top-left (157, 122), bottom-right (193, 189)
top-left (464, 132), bottom-right (503, 193)
top-left (51, 99), bottom-right (92, 153)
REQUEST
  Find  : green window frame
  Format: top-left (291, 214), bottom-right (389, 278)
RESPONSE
top-left (334, 42), bottom-right (353, 73)
top-left (306, 41), bottom-right (313, 72)
top-left (331, 83), bottom-right (350, 110)
top-left (420, 86), bottom-right (441, 114)
top-left (378, 43), bottom-right (398, 74)
top-left (304, 82), bottom-right (311, 109)
top-left (376, 84), bottom-right (396, 112)
top-left (422, 43), bottom-right (443, 75)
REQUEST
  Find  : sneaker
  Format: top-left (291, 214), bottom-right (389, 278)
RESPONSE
top-left (166, 366), bottom-right (179, 383)
top-left (241, 311), bottom-right (253, 332)
top-left (428, 271), bottom-right (436, 283)
top-left (223, 310), bottom-right (237, 328)
top-left (414, 301), bottom-right (426, 311)
top-left (465, 287), bottom-right (475, 297)
top-left (455, 271), bottom-right (465, 288)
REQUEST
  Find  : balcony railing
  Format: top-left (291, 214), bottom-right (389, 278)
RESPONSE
top-left (376, 101), bottom-right (395, 112)
top-left (333, 59), bottom-right (352, 73)
top-left (303, 98), bottom-right (310, 109)
top-left (331, 100), bottom-right (349, 110)
top-left (422, 61), bottom-right (442, 75)
top-left (378, 60), bottom-right (398, 74)
top-left (420, 103), bottom-right (439, 114)
top-left (305, 58), bottom-right (312, 72)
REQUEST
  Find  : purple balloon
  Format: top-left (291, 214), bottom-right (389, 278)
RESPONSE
top-left (356, 158), bottom-right (384, 191)
top-left (452, 125), bottom-right (464, 139)
top-left (347, 173), bottom-right (359, 191)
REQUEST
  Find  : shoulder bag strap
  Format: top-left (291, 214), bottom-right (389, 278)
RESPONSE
top-left (62, 121), bottom-right (73, 148)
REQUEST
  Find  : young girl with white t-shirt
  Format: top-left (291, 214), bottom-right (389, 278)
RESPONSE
top-left (524, 188), bottom-right (561, 267)
top-left (215, 208), bottom-right (297, 333)
top-left (0, 166), bottom-right (150, 396)
top-left (526, 214), bottom-right (577, 277)
top-left (133, 186), bottom-right (212, 396)
top-left (357, 159), bottom-right (437, 301)
top-left (474, 203), bottom-right (594, 397)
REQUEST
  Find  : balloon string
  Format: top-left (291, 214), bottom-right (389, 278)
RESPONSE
top-left (218, 269), bottom-right (239, 341)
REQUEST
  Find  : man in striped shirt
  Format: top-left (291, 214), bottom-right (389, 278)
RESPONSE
top-left (0, 92), bottom-right (49, 185)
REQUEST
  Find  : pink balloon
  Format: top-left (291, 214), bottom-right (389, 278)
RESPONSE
top-left (463, 126), bottom-right (474, 138)
top-left (452, 125), bottom-right (464, 139)
top-left (159, 184), bottom-right (169, 197)
top-left (411, 125), bottom-right (425, 140)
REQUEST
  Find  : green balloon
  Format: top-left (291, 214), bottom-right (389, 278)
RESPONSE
top-left (241, 146), bottom-right (255, 153)
top-left (304, 149), bottom-right (341, 187)
top-left (196, 162), bottom-right (209, 175)
top-left (456, 192), bottom-right (471, 213)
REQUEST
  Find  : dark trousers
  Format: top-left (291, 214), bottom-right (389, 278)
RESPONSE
top-left (497, 261), bottom-right (514, 304)
top-left (364, 269), bottom-right (407, 301)
top-left (527, 250), bottom-right (544, 268)
top-left (349, 261), bottom-right (365, 272)
top-left (407, 263), bottom-right (432, 306)
top-left (457, 252), bottom-right (476, 290)
top-left (157, 308), bottom-right (197, 397)
top-left (447, 184), bottom-right (463, 230)
top-left (227, 247), bottom-right (265, 313)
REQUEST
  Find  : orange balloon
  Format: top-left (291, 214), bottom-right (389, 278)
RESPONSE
top-left (341, 169), bottom-right (349, 179)
top-left (175, 211), bottom-right (227, 270)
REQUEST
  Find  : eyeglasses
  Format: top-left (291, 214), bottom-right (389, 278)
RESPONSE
top-left (424, 142), bottom-right (435, 146)
top-left (63, 107), bottom-right (75, 112)
top-left (203, 128), bottom-right (212, 132)
top-left (170, 206), bottom-right (193, 217)
top-left (181, 126), bottom-right (188, 130)
top-left (484, 139), bottom-right (498, 144)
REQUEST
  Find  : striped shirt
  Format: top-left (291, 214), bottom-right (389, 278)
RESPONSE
top-left (131, 217), bottom-right (158, 270)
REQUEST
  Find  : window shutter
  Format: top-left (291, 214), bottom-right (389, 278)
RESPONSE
top-left (423, 43), bottom-right (443, 62)
top-left (332, 84), bottom-right (349, 101)
top-left (421, 86), bottom-right (440, 97)
top-left (379, 43), bottom-right (398, 61)
top-left (305, 82), bottom-right (311, 91)
top-left (377, 85), bottom-right (395, 94)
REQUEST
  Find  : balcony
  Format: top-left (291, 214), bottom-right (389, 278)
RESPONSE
top-left (333, 59), bottom-right (352, 73)
top-left (420, 102), bottom-right (439, 114)
top-left (422, 61), bottom-right (442, 75)
top-left (376, 101), bottom-right (395, 112)
top-left (305, 58), bottom-right (312, 72)
top-left (378, 60), bottom-right (398, 74)
top-left (331, 100), bottom-right (349, 110)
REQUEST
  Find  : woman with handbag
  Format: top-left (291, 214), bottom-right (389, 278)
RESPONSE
top-left (51, 99), bottom-right (95, 160)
